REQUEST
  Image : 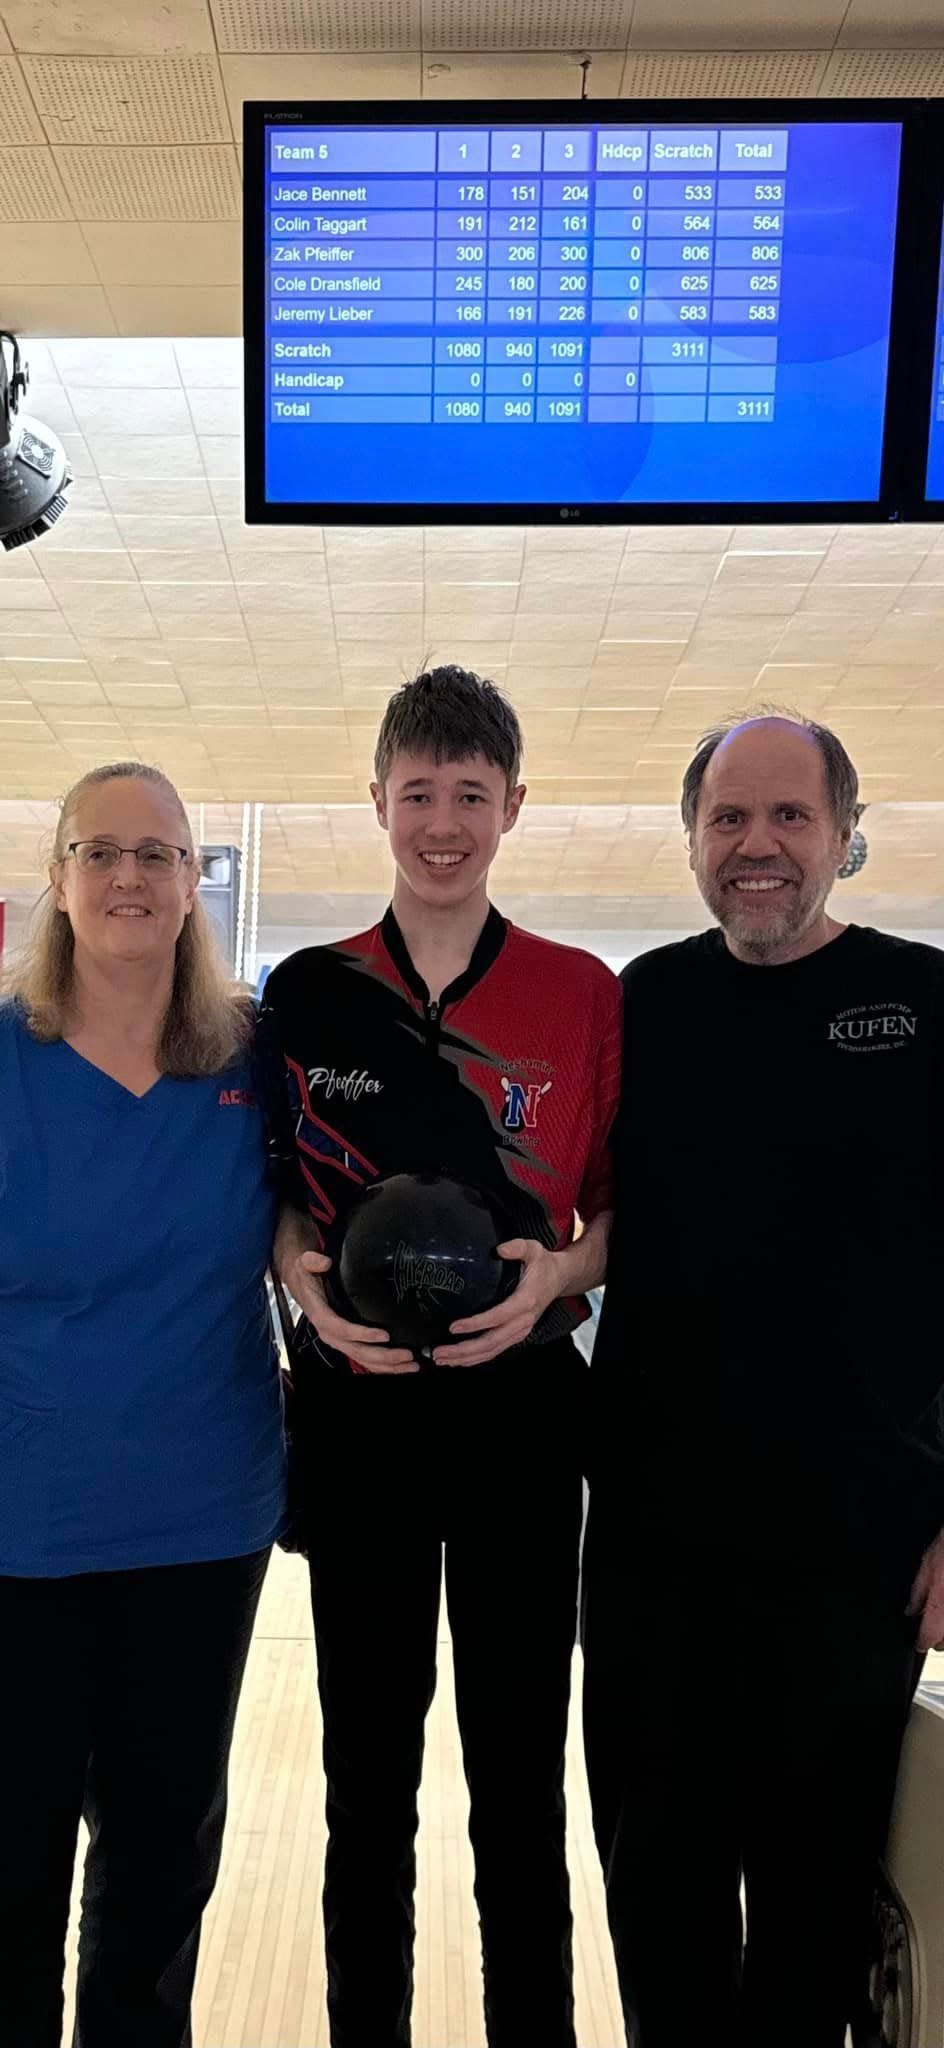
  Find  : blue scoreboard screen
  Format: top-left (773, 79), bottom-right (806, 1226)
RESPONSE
top-left (244, 104), bottom-right (909, 519)
top-left (925, 214), bottom-right (944, 501)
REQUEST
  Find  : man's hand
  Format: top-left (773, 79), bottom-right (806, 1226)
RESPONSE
top-left (907, 1526), bottom-right (944, 1650)
top-left (273, 1207), bottom-right (418, 1376)
top-left (432, 1238), bottom-right (562, 1368)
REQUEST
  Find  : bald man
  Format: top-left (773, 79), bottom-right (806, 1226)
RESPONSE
top-left (583, 711), bottom-right (944, 2048)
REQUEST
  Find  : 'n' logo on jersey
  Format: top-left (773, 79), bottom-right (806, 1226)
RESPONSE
top-left (500, 1076), bottom-right (552, 1131)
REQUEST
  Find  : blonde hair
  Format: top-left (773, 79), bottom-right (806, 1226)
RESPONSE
top-left (4, 761), bottom-right (253, 1078)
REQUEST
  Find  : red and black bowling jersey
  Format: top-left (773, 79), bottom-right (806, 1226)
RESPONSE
top-left (257, 905), bottom-right (622, 1363)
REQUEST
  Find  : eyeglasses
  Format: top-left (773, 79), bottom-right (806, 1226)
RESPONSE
top-left (66, 840), bottom-right (189, 874)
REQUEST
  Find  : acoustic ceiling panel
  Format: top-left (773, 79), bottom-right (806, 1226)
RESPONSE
top-left (21, 55), bottom-right (233, 144)
top-left (0, 146), bottom-right (74, 219)
top-left (619, 47), bottom-right (829, 95)
top-left (422, 0), bottom-right (635, 47)
top-left (221, 50), bottom-right (422, 114)
top-left (1, 1), bottom-right (215, 57)
top-left (627, 0), bottom-right (846, 50)
top-left (421, 49), bottom-right (623, 94)
top-left (0, 56), bottom-right (46, 142)
top-left (210, 0), bottom-right (423, 51)
top-left (839, 0), bottom-right (944, 48)
top-left (52, 144), bottom-right (241, 220)
top-left (821, 46), bottom-right (944, 92)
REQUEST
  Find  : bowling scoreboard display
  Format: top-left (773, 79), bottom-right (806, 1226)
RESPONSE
top-left (242, 100), bottom-right (926, 524)
top-left (923, 199), bottom-right (944, 505)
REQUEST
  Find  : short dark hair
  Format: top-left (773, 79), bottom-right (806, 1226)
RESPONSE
top-left (373, 664), bottom-right (523, 789)
top-left (680, 705), bottom-right (859, 838)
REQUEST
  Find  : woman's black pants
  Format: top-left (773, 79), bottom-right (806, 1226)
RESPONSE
top-left (0, 1547), bottom-right (269, 2048)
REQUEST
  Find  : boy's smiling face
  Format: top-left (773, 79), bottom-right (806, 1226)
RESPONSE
top-left (371, 750), bottom-right (525, 910)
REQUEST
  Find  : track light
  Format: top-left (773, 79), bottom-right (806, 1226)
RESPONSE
top-left (0, 331), bottom-right (72, 549)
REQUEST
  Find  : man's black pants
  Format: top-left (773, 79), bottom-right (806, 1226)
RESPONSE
top-left (300, 1342), bottom-right (584, 2048)
top-left (581, 1502), bottom-right (923, 2048)
top-left (0, 1548), bottom-right (269, 2048)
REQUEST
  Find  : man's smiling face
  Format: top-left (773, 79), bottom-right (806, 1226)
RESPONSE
top-left (689, 719), bottom-right (851, 964)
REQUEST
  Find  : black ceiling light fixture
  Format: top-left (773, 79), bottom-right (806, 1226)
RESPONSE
top-left (0, 331), bottom-right (72, 549)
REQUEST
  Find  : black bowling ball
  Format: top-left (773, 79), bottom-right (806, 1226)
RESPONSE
top-left (327, 1171), bottom-right (520, 1357)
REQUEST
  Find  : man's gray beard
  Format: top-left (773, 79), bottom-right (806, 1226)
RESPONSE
top-left (702, 881), bottom-right (809, 961)
top-left (726, 914), bottom-right (795, 960)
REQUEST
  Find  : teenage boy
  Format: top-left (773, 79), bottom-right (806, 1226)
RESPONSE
top-left (260, 664), bottom-right (621, 2048)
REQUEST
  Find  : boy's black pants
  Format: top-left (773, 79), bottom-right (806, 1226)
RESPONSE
top-left (0, 1548), bottom-right (268, 2048)
top-left (299, 1342), bottom-right (585, 2048)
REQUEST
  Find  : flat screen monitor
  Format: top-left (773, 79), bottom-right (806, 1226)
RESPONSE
top-left (242, 99), bottom-right (919, 524)
top-left (921, 195), bottom-right (944, 505)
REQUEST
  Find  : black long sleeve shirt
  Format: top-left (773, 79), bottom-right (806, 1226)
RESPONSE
top-left (592, 923), bottom-right (944, 1602)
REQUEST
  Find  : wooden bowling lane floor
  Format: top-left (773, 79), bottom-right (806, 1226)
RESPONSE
top-left (62, 1545), bottom-right (624, 2046)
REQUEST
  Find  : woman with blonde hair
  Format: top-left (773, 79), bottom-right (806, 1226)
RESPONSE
top-left (0, 761), bottom-right (286, 2048)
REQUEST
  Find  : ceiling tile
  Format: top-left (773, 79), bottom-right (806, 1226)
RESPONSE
top-left (57, 433), bottom-right (95, 480)
top-left (22, 382), bottom-right (80, 433)
top-left (0, 549), bottom-right (41, 580)
top-left (334, 581), bottom-right (423, 615)
top-left (0, 146), bottom-right (73, 221)
top-left (158, 634), bottom-right (252, 665)
top-left (186, 388), bottom-right (243, 434)
top-left (0, 56), bottom-right (45, 140)
top-left (144, 583), bottom-right (243, 621)
top-left (219, 514), bottom-right (321, 549)
top-left (55, 584), bottom-right (158, 625)
top-left (242, 616), bottom-right (335, 646)
top-left (0, 581), bottom-right (59, 612)
top-left (88, 432), bottom-right (204, 477)
top-left (53, 143), bottom-right (240, 221)
top-left (49, 336), bottom-right (182, 384)
top-left (211, 0), bottom-right (422, 52)
top-left (66, 387), bottom-right (195, 435)
top-left (23, 54), bottom-right (231, 145)
top-left (107, 285), bottom-right (241, 335)
top-left (702, 584), bottom-right (809, 617)
top-left (38, 548), bottom-right (137, 582)
top-left (196, 434), bottom-right (242, 475)
top-left (103, 680), bottom-right (188, 706)
top-left (113, 513), bottom-right (224, 550)
top-left (325, 536), bottom-right (423, 579)
top-left (620, 48), bottom-right (827, 92)
top-left (173, 337), bottom-right (242, 387)
top-left (821, 46), bottom-right (944, 91)
top-left (99, 482), bottom-right (216, 520)
top-left (838, 0), bottom-right (944, 47)
top-left (424, 0), bottom-right (633, 46)
top-left (715, 549), bottom-right (824, 585)
top-left (628, 0), bottom-right (843, 49)
top-left (128, 550), bottom-right (231, 583)
top-left (3, 2), bottom-right (215, 57)
top-left (83, 221), bottom-right (240, 288)
top-left (0, 284), bottom-right (116, 333)
top-left (225, 548), bottom-right (325, 582)
top-left (221, 52), bottom-right (422, 129)
top-left (23, 677), bottom-right (107, 705)
top-left (627, 524), bottom-right (735, 553)
top-left (83, 649), bottom-right (179, 681)
top-left (423, 50), bottom-right (624, 94)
